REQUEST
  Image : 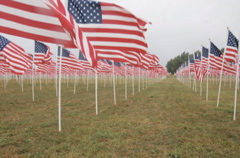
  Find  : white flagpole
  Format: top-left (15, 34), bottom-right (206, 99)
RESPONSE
top-left (233, 34), bottom-right (240, 120)
top-left (199, 52), bottom-right (203, 96)
top-left (206, 74), bottom-right (209, 101)
top-left (58, 46), bottom-right (63, 132)
top-left (193, 53), bottom-right (198, 93)
top-left (233, 60), bottom-right (239, 120)
top-left (132, 66), bottom-right (134, 95)
top-left (32, 65), bottom-right (35, 102)
top-left (188, 56), bottom-right (191, 89)
top-left (104, 72), bottom-right (107, 88)
top-left (32, 44), bottom-right (35, 101)
top-left (74, 70), bottom-right (77, 94)
top-left (230, 74), bottom-right (232, 88)
top-left (55, 62), bottom-right (58, 97)
top-left (112, 60), bottom-right (116, 105)
top-left (216, 54), bottom-right (225, 107)
top-left (125, 64), bottom-right (127, 99)
top-left (217, 30), bottom-right (230, 107)
top-left (21, 75), bottom-right (24, 92)
top-left (138, 67), bottom-right (141, 92)
top-left (206, 48), bottom-right (210, 101)
top-left (95, 68), bottom-right (98, 115)
top-left (40, 72), bottom-right (42, 90)
top-left (87, 70), bottom-right (89, 91)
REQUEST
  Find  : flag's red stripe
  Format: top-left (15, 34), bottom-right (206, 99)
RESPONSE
top-left (226, 48), bottom-right (238, 54)
top-left (0, 26), bottom-right (76, 48)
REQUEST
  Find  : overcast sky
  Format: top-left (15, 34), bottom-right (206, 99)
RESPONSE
top-left (1, 0), bottom-right (240, 67)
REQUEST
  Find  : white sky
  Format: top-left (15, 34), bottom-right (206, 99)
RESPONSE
top-left (1, 0), bottom-right (240, 66)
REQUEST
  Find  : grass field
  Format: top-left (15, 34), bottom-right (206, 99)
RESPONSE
top-left (0, 75), bottom-right (240, 157)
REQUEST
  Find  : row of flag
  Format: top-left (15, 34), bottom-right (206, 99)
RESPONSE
top-left (0, 34), bottom-right (167, 77)
top-left (0, 0), bottom-right (165, 76)
top-left (176, 29), bottom-right (239, 81)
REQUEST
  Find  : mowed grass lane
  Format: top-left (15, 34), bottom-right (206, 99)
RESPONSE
top-left (0, 76), bottom-right (240, 157)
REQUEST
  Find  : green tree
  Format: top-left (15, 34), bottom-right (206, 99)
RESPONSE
top-left (166, 51), bottom-right (191, 74)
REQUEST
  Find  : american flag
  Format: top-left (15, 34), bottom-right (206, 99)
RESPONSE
top-left (209, 41), bottom-right (223, 70)
top-left (58, 47), bottom-right (83, 71)
top-left (140, 53), bottom-right (152, 69)
top-left (189, 56), bottom-right (195, 72)
top-left (34, 41), bottom-right (52, 64)
top-left (201, 46), bottom-right (209, 77)
top-left (68, 0), bottom-right (149, 62)
top-left (0, 0), bottom-right (97, 67)
top-left (209, 41), bottom-right (235, 74)
top-left (0, 35), bottom-right (32, 75)
top-left (210, 42), bottom-right (222, 57)
top-left (1, 1), bottom-right (76, 48)
top-left (202, 46), bottom-right (209, 68)
top-left (194, 52), bottom-right (203, 81)
top-left (78, 51), bottom-right (93, 70)
top-left (224, 30), bottom-right (239, 63)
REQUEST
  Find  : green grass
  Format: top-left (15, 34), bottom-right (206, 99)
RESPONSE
top-left (0, 75), bottom-right (240, 157)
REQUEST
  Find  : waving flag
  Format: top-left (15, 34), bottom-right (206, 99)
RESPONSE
top-left (201, 46), bottom-right (209, 76)
top-left (0, 35), bottom-right (32, 75)
top-left (189, 56), bottom-right (195, 72)
top-left (34, 41), bottom-right (52, 64)
top-left (209, 41), bottom-right (235, 74)
top-left (78, 51), bottom-right (93, 70)
top-left (0, 0), bottom-right (97, 67)
top-left (194, 52), bottom-right (202, 81)
top-left (202, 46), bottom-right (209, 68)
top-left (67, 0), bottom-right (149, 62)
top-left (58, 47), bottom-right (83, 71)
top-left (224, 30), bottom-right (239, 63)
top-left (209, 42), bottom-right (223, 69)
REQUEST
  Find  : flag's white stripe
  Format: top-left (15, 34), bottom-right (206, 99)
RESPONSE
top-left (13, 0), bottom-right (47, 7)
top-left (79, 23), bottom-right (144, 32)
top-left (102, 14), bottom-right (141, 24)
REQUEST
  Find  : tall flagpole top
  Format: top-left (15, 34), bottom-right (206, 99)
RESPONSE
top-left (227, 27), bottom-right (229, 30)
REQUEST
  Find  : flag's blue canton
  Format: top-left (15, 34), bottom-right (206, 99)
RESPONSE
top-left (202, 46), bottom-right (209, 58)
top-left (195, 53), bottom-right (201, 60)
top-left (0, 35), bottom-right (10, 51)
top-left (35, 41), bottom-right (47, 54)
top-left (104, 59), bottom-right (112, 65)
top-left (189, 57), bottom-right (195, 63)
top-left (114, 62), bottom-right (121, 67)
top-left (227, 30), bottom-right (239, 48)
top-left (68, 0), bottom-right (102, 24)
top-left (78, 51), bottom-right (87, 60)
top-left (210, 42), bottom-right (222, 57)
top-left (58, 46), bottom-right (70, 57)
